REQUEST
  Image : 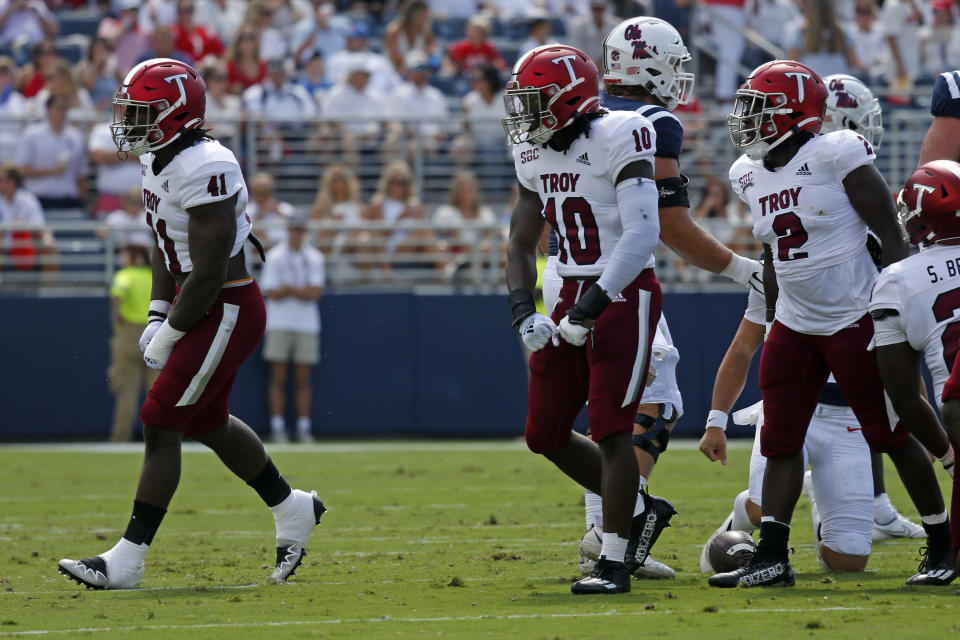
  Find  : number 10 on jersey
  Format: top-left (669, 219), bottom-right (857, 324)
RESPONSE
top-left (544, 196), bottom-right (601, 265)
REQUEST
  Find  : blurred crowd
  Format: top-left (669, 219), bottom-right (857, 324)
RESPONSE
top-left (0, 0), bottom-right (958, 284)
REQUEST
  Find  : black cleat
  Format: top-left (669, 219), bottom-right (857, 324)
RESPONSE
top-left (906, 545), bottom-right (957, 585)
top-left (709, 555), bottom-right (795, 588)
top-left (571, 556), bottom-right (632, 594)
top-left (626, 490), bottom-right (677, 570)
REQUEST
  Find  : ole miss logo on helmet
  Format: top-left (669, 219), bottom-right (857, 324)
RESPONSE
top-left (623, 24), bottom-right (659, 60)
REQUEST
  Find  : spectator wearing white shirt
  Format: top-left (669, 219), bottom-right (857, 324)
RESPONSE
top-left (201, 60), bottom-right (243, 141)
top-left (519, 17), bottom-right (553, 56)
top-left (568, 0), bottom-right (621, 69)
top-left (194, 0), bottom-right (246, 44)
top-left (15, 95), bottom-right (88, 211)
top-left (0, 0), bottom-right (58, 47)
top-left (322, 60), bottom-right (387, 145)
top-left (459, 64), bottom-right (506, 157)
top-left (881, 0), bottom-right (923, 99)
top-left (138, 0), bottom-right (178, 33)
top-left (293, 1), bottom-right (349, 66)
top-left (326, 22), bottom-right (400, 96)
top-left (89, 121), bottom-right (143, 217)
top-left (0, 163), bottom-right (55, 271)
top-left (99, 186), bottom-right (154, 249)
top-left (244, 0), bottom-right (288, 61)
top-left (386, 51), bottom-right (448, 153)
top-left (247, 171), bottom-right (296, 248)
top-left (0, 57), bottom-right (27, 162)
top-left (432, 170), bottom-right (496, 253)
top-left (262, 214), bottom-right (326, 444)
top-left (242, 57), bottom-right (316, 120)
top-left (847, 0), bottom-right (885, 84)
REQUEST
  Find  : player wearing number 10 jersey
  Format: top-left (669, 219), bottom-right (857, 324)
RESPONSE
top-left (710, 60), bottom-right (950, 588)
top-left (505, 44), bottom-right (664, 594)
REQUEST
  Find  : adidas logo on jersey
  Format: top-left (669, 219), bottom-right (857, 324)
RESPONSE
top-left (795, 163), bottom-right (812, 176)
top-left (161, 180), bottom-right (170, 193)
top-left (576, 152), bottom-right (590, 166)
top-left (612, 293), bottom-right (627, 303)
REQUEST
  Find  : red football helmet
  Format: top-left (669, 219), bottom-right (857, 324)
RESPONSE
top-left (112, 58), bottom-right (206, 156)
top-left (898, 160), bottom-right (960, 246)
top-left (728, 60), bottom-right (827, 158)
top-left (502, 44), bottom-right (600, 145)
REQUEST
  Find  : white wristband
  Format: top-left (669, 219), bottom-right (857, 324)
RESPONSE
top-left (719, 253), bottom-right (754, 285)
top-left (149, 299), bottom-right (172, 315)
top-left (706, 409), bottom-right (728, 432)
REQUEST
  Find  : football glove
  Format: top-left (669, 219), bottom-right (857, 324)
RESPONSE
top-left (559, 284), bottom-right (611, 347)
top-left (140, 300), bottom-right (172, 353)
top-left (519, 313), bottom-right (559, 352)
top-left (721, 254), bottom-right (764, 295)
top-left (142, 319), bottom-right (185, 370)
top-left (138, 319), bottom-right (163, 354)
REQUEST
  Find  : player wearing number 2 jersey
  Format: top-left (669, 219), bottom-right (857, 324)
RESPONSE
top-left (505, 44), bottom-right (670, 595)
top-left (58, 59), bottom-right (326, 591)
top-left (710, 60), bottom-right (950, 589)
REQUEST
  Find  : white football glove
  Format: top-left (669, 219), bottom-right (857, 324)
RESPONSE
top-left (138, 318), bottom-right (164, 354)
top-left (518, 313), bottom-right (560, 352)
top-left (721, 253), bottom-right (764, 295)
top-left (142, 320), bottom-right (186, 370)
top-left (558, 316), bottom-right (590, 347)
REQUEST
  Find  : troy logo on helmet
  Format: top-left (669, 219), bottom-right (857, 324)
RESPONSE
top-left (552, 54), bottom-right (579, 85)
top-left (784, 71), bottom-right (812, 102)
top-left (163, 73), bottom-right (189, 108)
top-left (913, 183), bottom-right (937, 210)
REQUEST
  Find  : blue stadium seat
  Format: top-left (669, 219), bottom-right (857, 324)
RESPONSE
top-left (434, 17), bottom-right (467, 40)
top-left (54, 40), bottom-right (86, 64)
top-left (56, 11), bottom-right (101, 39)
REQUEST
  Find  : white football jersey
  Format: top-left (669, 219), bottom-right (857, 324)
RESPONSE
top-left (729, 130), bottom-right (879, 335)
top-left (512, 110), bottom-right (657, 278)
top-left (140, 139), bottom-right (251, 275)
top-left (869, 244), bottom-right (960, 401)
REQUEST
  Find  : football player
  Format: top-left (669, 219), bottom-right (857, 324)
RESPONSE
top-left (919, 70), bottom-right (960, 165)
top-left (698, 284), bottom-right (874, 573)
top-left (58, 59), bottom-right (326, 589)
top-left (570, 16), bottom-right (762, 581)
top-left (701, 74), bottom-right (928, 543)
top-left (505, 44), bottom-right (673, 594)
top-left (710, 60), bottom-right (951, 588)
top-left (872, 161), bottom-right (960, 586)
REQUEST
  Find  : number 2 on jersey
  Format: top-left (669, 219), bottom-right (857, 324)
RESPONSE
top-left (772, 212), bottom-right (809, 261)
top-left (207, 174), bottom-right (227, 197)
top-left (933, 288), bottom-right (960, 370)
top-left (544, 197), bottom-right (601, 265)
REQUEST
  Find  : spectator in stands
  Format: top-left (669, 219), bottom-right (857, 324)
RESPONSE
top-left (326, 21), bottom-right (399, 95)
top-left (847, 0), bottom-right (884, 84)
top-left (244, 0), bottom-right (288, 61)
top-left (384, 0), bottom-right (435, 76)
top-left (243, 57), bottom-right (316, 119)
top-left (201, 59), bottom-right (243, 140)
top-left (138, 0), bottom-right (178, 33)
top-left (89, 122), bottom-right (142, 217)
top-left (744, 0), bottom-right (801, 70)
top-left (311, 163), bottom-right (363, 246)
top-left (15, 95), bottom-right (88, 211)
top-left (697, 0), bottom-right (747, 104)
top-left (77, 37), bottom-right (121, 113)
top-left (367, 159), bottom-right (437, 269)
top-left (881, 0), bottom-right (923, 102)
top-left (568, 1), bottom-right (620, 69)
top-left (293, 1), bottom-right (348, 66)
top-left (432, 169), bottom-right (496, 253)
top-left (194, 0), bottom-right (246, 46)
top-left (262, 213), bottom-right (325, 444)
top-left (386, 50), bottom-right (448, 154)
top-left (518, 17), bottom-right (553, 55)
top-left (105, 0), bottom-right (152, 77)
top-left (17, 39), bottom-right (57, 99)
top-left (0, 163), bottom-right (55, 271)
top-left (0, 0), bottom-right (58, 47)
top-left (459, 64), bottom-right (505, 156)
top-left (0, 56), bottom-right (27, 160)
top-left (100, 186), bottom-right (154, 248)
top-left (173, 0), bottom-right (226, 63)
top-left (786, 0), bottom-right (857, 78)
top-left (30, 60), bottom-right (94, 117)
top-left (226, 27), bottom-right (267, 94)
top-left (248, 171), bottom-right (296, 247)
top-left (107, 241), bottom-right (157, 442)
top-left (447, 14), bottom-right (505, 77)
top-left (322, 59), bottom-right (387, 149)
top-left (137, 24), bottom-right (194, 66)
top-left (297, 51), bottom-right (331, 105)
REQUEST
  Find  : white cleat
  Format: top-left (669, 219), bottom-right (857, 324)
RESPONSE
top-left (700, 511), bottom-right (735, 574)
top-left (632, 555), bottom-right (676, 579)
top-left (269, 489), bottom-right (326, 583)
top-left (579, 524), bottom-right (675, 579)
top-left (873, 511), bottom-right (925, 541)
top-left (58, 539), bottom-right (146, 590)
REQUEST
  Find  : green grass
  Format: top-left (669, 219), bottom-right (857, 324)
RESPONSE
top-left (0, 440), bottom-right (957, 639)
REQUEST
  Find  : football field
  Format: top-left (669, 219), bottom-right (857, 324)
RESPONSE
top-left (0, 439), bottom-right (957, 639)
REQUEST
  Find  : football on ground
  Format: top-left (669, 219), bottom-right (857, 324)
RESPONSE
top-left (708, 530), bottom-right (757, 573)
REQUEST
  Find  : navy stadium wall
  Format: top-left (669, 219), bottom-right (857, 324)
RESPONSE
top-left (0, 292), bottom-right (759, 440)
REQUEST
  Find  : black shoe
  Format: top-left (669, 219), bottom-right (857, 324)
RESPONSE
top-left (708, 555), bottom-right (795, 588)
top-left (906, 545), bottom-right (957, 585)
top-left (625, 490), bottom-right (677, 570)
top-left (571, 556), bottom-right (632, 594)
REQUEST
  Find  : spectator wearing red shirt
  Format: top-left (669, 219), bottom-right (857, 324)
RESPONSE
top-left (226, 27), bottom-right (266, 94)
top-left (173, 0), bottom-right (225, 63)
top-left (18, 40), bottom-right (58, 99)
top-left (447, 15), bottom-right (504, 76)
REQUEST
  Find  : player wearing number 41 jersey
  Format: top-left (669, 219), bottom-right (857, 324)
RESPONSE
top-left (505, 44), bottom-right (664, 595)
top-left (58, 59), bottom-right (326, 592)
top-left (709, 60), bottom-right (952, 589)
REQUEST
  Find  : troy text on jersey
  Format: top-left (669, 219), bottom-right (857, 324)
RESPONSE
top-left (539, 172), bottom-right (581, 194)
top-left (143, 188), bottom-right (162, 213)
top-left (758, 186), bottom-right (802, 217)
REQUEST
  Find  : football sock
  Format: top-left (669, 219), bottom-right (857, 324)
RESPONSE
top-left (296, 417), bottom-right (312, 437)
top-left (633, 490), bottom-right (646, 517)
top-left (270, 415), bottom-right (285, 434)
top-left (123, 500), bottom-right (166, 546)
top-left (873, 493), bottom-right (897, 525)
top-left (921, 512), bottom-right (950, 548)
top-left (248, 458), bottom-right (292, 508)
top-left (731, 490), bottom-right (755, 532)
top-left (599, 532), bottom-right (628, 564)
top-left (584, 490), bottom-right (602, 530)
top-left (103, 537), bottom-right (148, 566)
top-left (757, 517), bottom-right (790, 559)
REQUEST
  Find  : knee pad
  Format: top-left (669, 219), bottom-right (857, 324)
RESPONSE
top-left (821, 528), bottom-right (872, 557)
top-left (633, 404), bottom-right (673, 462)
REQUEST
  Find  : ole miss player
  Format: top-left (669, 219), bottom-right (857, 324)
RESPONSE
top-left (710, 60), bottom-right (950, 588)
top-left (58, 59), bottom-right (326, 589)
top-left (504, 44), bottom-right (673, 594)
